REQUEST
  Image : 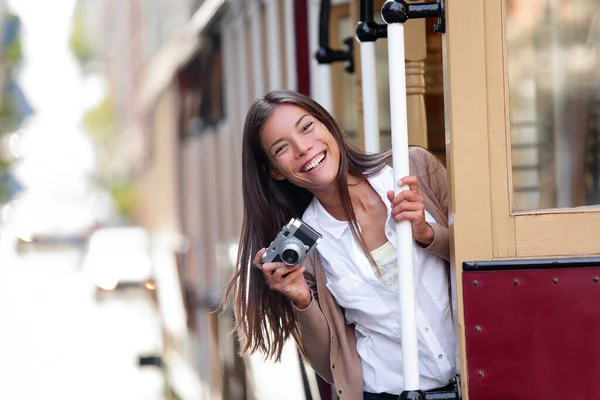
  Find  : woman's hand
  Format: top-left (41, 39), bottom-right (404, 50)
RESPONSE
top-left (386, 175), bottom-right (434, 246)
top-left (253, 248), bottom-right (312, 309)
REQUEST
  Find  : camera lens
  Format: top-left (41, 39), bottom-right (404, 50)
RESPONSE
top-left (281, 249), bottom-right (299, 265)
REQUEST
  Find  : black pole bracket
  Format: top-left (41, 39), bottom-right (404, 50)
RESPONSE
top-left (399, 390), bottom-right (426, 400)
top-left (356, 0), bottom-right (388, 42)
top-left (315, 0), bottom-right (354, 73)
top-left (315, 38), bottom-right (355, 73)
top-left (381, 0), bottom-right (445, 34)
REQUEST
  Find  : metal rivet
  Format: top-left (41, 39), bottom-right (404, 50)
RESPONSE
top-left (473, 262), bottom-right (479, 268)
top-left (473, 280), bottom-right (479, 287)
top-left (513, 279), bottom-right (520, 286)
top-left (475, 326), bottom-right (482, 333)
top-left (594, 276), bottom-right (599, 283)
top-left (477, 371), bottom-right (484, 378)
top-left (553, 278), bottom-right (559, 284)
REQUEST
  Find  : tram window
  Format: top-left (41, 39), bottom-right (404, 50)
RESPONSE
top-left (506, 0), bottom-right (600, 211)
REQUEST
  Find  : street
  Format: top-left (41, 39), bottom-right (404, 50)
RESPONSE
top-left (0, 245), bottom-right (165, 400)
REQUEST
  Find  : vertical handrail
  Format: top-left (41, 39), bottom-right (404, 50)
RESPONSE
top-left (381, 0), bottom-right (445, 398)
top-left (386, 18), bottom-right (422, 394)
top-left (356, 0), bottom-right (387, 153)
top-left (360, 43), bottom-right (380, 153)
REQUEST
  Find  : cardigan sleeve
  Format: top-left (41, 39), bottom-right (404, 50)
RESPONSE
top-left (413, 146), bottom-right (451, 262)
top-left (421, 222), bottom-right (450, 262)
top-left (292, 269), bottom-right (334, 383)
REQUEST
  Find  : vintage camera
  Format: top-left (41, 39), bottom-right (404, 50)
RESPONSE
top-left (261, 218), bottom-right (322, 266)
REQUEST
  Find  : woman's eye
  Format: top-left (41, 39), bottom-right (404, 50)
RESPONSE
top-left (274, 144), bottom-right (288, 155)
top-left (302, 122), bottom-right (313, 133)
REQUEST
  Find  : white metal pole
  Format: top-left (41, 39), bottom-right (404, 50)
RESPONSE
top-left (360, 41), bottom-right (381, 153)
top-left (386, 21), bottom-right (421, 390)
top-left (308, 0), bottom-right (333, 111)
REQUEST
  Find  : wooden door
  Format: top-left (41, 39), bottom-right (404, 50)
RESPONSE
top-left (444, 0), bottom-right (600, 398)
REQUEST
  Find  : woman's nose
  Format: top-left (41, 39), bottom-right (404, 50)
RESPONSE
top-left (293, 138), bottom-right (312, 157)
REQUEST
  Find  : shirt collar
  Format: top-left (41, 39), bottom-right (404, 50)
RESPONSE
top-left (305, 166), bottom-right (393, 239)
top-left (307, 196), bottom-right (348, 239)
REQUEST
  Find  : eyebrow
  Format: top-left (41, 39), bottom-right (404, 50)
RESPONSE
top-left (294, 113), bottom-right (310, 128)
top-left (268, 113), bottom-right (311, 154)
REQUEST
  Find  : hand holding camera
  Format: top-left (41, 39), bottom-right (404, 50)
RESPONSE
top-left (254, 218), bottom-right (322, 309)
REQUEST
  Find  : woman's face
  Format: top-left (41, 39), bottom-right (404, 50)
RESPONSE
top-left (260, 104), bottom-right (340, 193)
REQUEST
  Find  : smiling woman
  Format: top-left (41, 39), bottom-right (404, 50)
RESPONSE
top-left (260, 104), bottom-right (341, 193)
top-left (223, 90), bottom-right (455, 399)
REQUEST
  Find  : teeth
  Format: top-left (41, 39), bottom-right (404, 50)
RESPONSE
top-left (302, 153), bottom-right (325, 172)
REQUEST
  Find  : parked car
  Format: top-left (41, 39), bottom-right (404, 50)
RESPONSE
top-left (81, 227), bottom-right (156, 293)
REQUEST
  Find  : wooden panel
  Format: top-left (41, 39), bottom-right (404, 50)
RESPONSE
top-left (405, 19), bottom-right (428, 148)
top-left (463, 264), bottom-right (600, 400)
top-left (484, 0), bottom-right (516, 258)
top-left (443, 0), bottom-right (494, 397)
top-left (515, 211), bottom-right (600, 257)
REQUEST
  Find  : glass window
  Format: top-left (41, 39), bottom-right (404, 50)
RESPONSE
top-left (507, 0), bottom-right (600, 211)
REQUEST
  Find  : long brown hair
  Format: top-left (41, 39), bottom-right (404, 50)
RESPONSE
top-left (222, 90), bottom-right (393, 361)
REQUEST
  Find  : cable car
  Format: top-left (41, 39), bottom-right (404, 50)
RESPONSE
top-left (137, 0), bottom-right (600, 398)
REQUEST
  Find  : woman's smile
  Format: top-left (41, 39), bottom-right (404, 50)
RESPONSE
top-left (301, 151), bottom-right (327, 173)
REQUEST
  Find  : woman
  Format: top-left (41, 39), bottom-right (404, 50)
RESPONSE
top-left (223, 90), bottom-right (456, 399)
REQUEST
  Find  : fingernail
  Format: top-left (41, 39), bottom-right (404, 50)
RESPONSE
top-left (300, 267), bottom-right (306, 272)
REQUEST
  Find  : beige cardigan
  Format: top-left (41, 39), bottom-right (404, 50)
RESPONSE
top-left (295, 146), bottom-right (450, 400)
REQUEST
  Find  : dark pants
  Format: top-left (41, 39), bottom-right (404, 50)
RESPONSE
top-left (363, 380), bottom-right (456, 400)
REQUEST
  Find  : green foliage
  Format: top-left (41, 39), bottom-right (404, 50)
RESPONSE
top-left (110, 180), bottom-right (138, 222)
top-left (0, 12), bottom-right (23, 132)
top-left (82, 94), bottom-right (137, 220)
top-left (0, 93), bottom-right (18, 133)
top-left (0, 158), bottom-right (9, 202)
top-left (4, 13), bottom-right (22, 68)
top-left (83, 93), bottom-right (116, 143)
top-left (0, 12), bottom-right (24, 203)
top-left (69, 2), bottom-right (94, 66)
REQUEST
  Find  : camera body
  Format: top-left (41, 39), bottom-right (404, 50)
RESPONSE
top-left (261, 218), bottom-right (322, 266)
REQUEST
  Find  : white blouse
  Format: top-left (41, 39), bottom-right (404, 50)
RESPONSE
top-left (302, 165), bottom-right (456, 394)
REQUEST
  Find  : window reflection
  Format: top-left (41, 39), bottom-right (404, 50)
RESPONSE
top-left (507, 0), bottom-right (600, 211)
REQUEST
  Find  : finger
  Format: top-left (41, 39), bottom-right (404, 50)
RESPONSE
top-left (271, 264), bottom-right (301, 282)
top-left (271, 267), bottom-right (306, 293)
top-left (394, 210), bottom-right (425, 223)
top-left (392, 201), bottom-right (424, 215)
top-left (398, 176), bottom-right (419, 193)
top-left (392, 205), bottom-right (424, 222)
top-left (253, 248), bottom-right (267, 269)
top-left (390, 190), bottom-right (423, 207)
top-left (261, 261), bottom-right (291, 273)
top-left (387, 190), bottom-right (394, 202)
top-left (262, 262), bottom-right (285, 285)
